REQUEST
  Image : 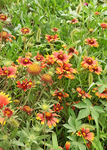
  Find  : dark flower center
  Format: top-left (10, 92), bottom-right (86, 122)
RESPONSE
top-left (45, 112), bottom-right (52, 120)
top-left (89, 40), bottom-right (94, 44)
top-left (58, 54), bottom-right (64, 60)
top-left (69, 48), bottom-right (75, 53)
top-left (86, 59), bottom-right (93, 65)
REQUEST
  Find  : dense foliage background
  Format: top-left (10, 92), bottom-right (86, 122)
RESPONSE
top-left (0, 0), bottom-right (107, 150)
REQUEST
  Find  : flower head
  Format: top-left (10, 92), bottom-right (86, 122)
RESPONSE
top-left (0, 14), bottom-right (7, 21)
top-left (0, 92), bottom-right (11, 108)
top-left (100, 23), bottom-right (107, 30)
top-left (89, 65), bottom-right (102, 75)
top-left (20, 105), bottom-right (33, 115)
top-left (36, 110), bottom-right (59, 128)
top-left (95, 87), bottom-right (107, 99)
top-left (41, 74), bottom-right (53, 85)
top-left (56, 62), bottom-right (77, 79)
top-left (67, 47), bottom-right (78, 57)
top-left (52, 27), bottom-right (58, 32)
top-left (77, 128), bottom-right (94, 141)
top-left (94, 12), bottom-right (100, 15)
top-left (34, 52), bottom-right (44, 62)
top-left (81, 56), bottom-right (98, 69)
top-left (0, 66), bottom-right (17, 78)
top-left (3, 107), bottom-right (13, 118)
top-left (53, 89), bottom-right (69, 100)
top-left (0, 31), bottom-right (15, 42)
top-left (45, 34), bottom-right (58, 42)
top-left (53, 103), bottom-right (63, 112)
top-left (16, 79), bottom-right (32, 91)
top-left (65, 141), bottom-right (70, 150)
top-left (85, 38), bottom-right (99, 47)
top-left (17, 56), bottom-right (32, 66)
top-left (76, 87), bottom-right (92, 99)
top-left (53, 50), bottom-right (70, 64)
top-left (27, 63), bottom-right (41, 75)
top-left (0, 117), bottom-right (5, 125)
top-left (21, 27), bottom-right (30, 34)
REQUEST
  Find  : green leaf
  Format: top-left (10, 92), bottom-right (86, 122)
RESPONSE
top-left (52, 132), bottom-right (58, 148)
top-left (74, 102), bottom-right (87, 109)
top-left (88, 73), bottom-right (93, 87)
top-left (77, 109), bottom-right (90, 120)
top-left (94, 106), bottom-right (104, 113)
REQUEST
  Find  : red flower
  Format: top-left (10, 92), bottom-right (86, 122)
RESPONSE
top-left (52, 27), bottom-right (58, 32)
top-left (36, 110), bottom-right (59, 128)
top-left (0, 66), bottom-right (17, 78)
top-left (81, 56), bottom-right (97, 69)
top-left (88, 115), bottom-right (92, 121)
top-left (0, 14), bottom-right (7, 21)
top-left (89, 65), bottom-right (102, 75)
top-left (44, 55), bottom-right (55, 66)
top-left (100, 23), bottom-right (107, 30)
top-left (3, 107), bottom-right (13, 118)
top-left (16, 79), bottom-right (32, 91)
top-left (85, 38), bottom-right (99, 47)
top-left (21, 27), bottom-right (30, 34)
top-left (67, 47), bottom-right (79, 57)
top-left (53, 50), bottom-right (70, 64)
top-left (68, 18), bottom-right (78, 24)
top-left (17, 56), bottom-right (32, 66)
top-left (34, 52), bottom-right (44, 62)
top-left (45, 34), bottom-right (58, 42)
top-left (76, 87), bottom-right (92, 99)
top-left (0, 92), bottom-right (11, 109)
top-left (53, 103), bottom-right (63, 112)
top-left (77, 128), bottom-right (94, 141)
top-left (65, 141), bottom-right (70, 150)
top-left (20, 105), bottom-right (33, 115)
top-left (0, 31), bottom-right (15, 42)
top-left (53, 89), bottom-right (69, 100)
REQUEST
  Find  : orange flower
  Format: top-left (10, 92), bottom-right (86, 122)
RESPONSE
top-left (76, 87), bottom-right (92, 99)
top-left (45, 34), bottom-right (58, 42)
top-left (89, 65), bottom-right (102, 75)
top-left (44, 55), bottom-right (55, 66)
top-left (0, 66), bottom-right (17, 78)
top-left (53, 89), bottom-right (69, 100)
top-left (65, 141), bottom-right (70, 150)
top-left (95, 88), bottom-right (107, 99)
top-left (77, 128), bottom-right (94, 141)
top-left (56, 63), bottom-right (77, 79)
top-left (0, 31), bottom-right (15, 42)
top-left (16, 79), bottom-right (32, 91)
top-left (100, 23), bottom-right (107, 30)
top-left (36, 110), bottom-right (59, 128)
top-left (94, 12), bottom-right (100, 15)
top-left (21, 27), bottom-right (30, 34)
top-left (3, 107), bottom-right (13, 118)
top-left (0, 14), bottom-right (7, 21)
top-left (20, 105), bottom-right (33, 115)
top-left (41, 74), bottom-right (53, 84)
top-left (85, 38), bottom-right (99, 47)
top-left (17, 56), bottom-right (32, 66)
top-left (0, 92), bottom-right (11, 108)
top-left (34, 52), bottom-right (44, 62)
top-left (27, 63), bottom-right (41, 75)
top-left (81, 56), bottom-right (98, 69)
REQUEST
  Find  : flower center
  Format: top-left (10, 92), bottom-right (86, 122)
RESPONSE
top-left (58, 54), bottom-right (64, 60)
top-left (23, 59), bottom-right (29, 64)
top-left (57, 92), bottom-right (63, 96)
top-left (45, 112), bottom-right (52, 119)
top-left (86, 59), bottom-right (93, 65)
top-left (69, 48), bottom-right (75, 53)
top-left (64, 66), bottom-right (70, 71)
top-left (89, 40), bottom-right (94, 44)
